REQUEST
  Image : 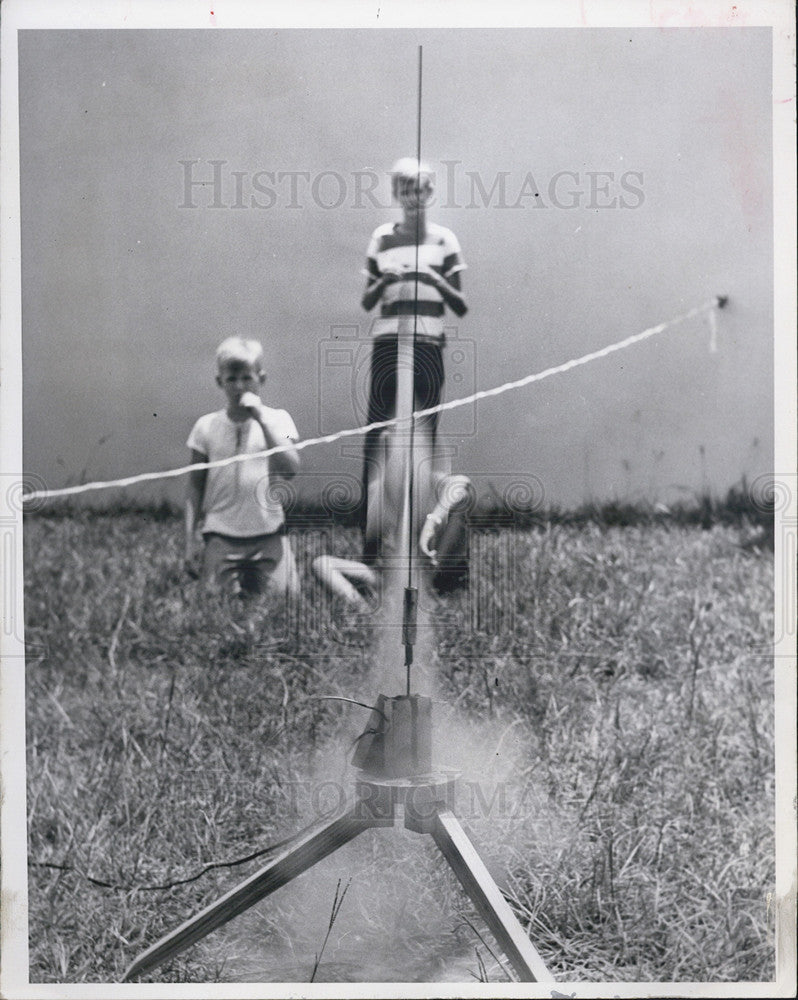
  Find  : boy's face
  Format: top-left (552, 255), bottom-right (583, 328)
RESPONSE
top-left (216, 361), bottom-right (265, 410)
top-left (393, 175), bottom-right (434, 210)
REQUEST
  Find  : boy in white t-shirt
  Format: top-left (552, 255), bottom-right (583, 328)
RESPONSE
top-left (185, 337), bottom-right (300, 597)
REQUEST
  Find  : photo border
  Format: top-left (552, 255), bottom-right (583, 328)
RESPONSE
top-left (1, 2), bottom-right (794, 998)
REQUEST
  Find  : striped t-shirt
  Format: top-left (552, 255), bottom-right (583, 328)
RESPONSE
top-left (363, 221), bottom-right (466, 342)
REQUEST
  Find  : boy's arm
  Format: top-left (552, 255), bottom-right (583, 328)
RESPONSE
top-left (419, 475), bottom-right (472, 563)
top-left (361, 269), bottom-right (403, 311)
top-left (413, 268), bottom-right (467, 317)
top-left (261, 426), bottom-right (300, 479)
top-left (241, 399), bottom-right (300, 479)
top-left (312, 554), bottom-right (377, 610)
top-left (185, 449), bottom-right (207, 570)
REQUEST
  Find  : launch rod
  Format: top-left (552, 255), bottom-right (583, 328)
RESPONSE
top-left (406, 42), bottom-right (423, 592)
top-left (396, 321), bottom-right (418, 697)
top-left (398, 44), bottom-right (423, 694)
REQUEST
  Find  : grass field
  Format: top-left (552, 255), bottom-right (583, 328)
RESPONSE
top-left (22, 503), bottom-right (775, 984)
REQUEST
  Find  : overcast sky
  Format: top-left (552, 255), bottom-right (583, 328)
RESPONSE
top-left (18, 25), bottom-right (773, 509)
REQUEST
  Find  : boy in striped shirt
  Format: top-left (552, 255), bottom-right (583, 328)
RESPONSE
top-left (360, 158), bottom-right (468, 563)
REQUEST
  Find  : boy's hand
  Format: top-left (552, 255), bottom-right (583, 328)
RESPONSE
top-left (381, 267), bottom-right (406, 286)
top-left (419, 517), bottom-right (441, 565)
top-left (239, 391), bottom-right (263, 416)
top-left (410, 266), bottom-right (441, 288)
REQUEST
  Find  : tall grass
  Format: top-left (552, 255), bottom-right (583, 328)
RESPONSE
top-left (22, 508), bottom-right (774, 983)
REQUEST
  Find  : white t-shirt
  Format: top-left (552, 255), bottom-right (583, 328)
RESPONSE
top-left (187, 407), bottom-right (298, 537)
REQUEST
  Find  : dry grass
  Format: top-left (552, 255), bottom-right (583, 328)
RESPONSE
top-left (22, 509), bottom-right (774, 983)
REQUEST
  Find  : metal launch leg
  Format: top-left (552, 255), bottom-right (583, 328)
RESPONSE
top-left (123, 802), bottom-right (378, 982)
top-left (427, 807), bottom-right (552, 983)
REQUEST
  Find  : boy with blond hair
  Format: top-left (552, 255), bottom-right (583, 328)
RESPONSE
top-left (185, 337), bottom-right (300, 597)
top-left (359, 157), bottom-right (468, 562)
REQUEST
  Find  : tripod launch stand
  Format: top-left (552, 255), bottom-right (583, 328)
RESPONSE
top-left (123, 692), bottom-right (551, 983)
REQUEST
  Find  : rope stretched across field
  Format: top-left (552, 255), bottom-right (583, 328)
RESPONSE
top-left (20, 297), bottom-right (725, 504)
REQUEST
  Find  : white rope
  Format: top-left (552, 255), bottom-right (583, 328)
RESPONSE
top-left (20, 298), bottom-right (722, 503)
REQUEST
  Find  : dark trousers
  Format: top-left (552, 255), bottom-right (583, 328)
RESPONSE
top-left (361, 336), bottom-right (444, 563)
